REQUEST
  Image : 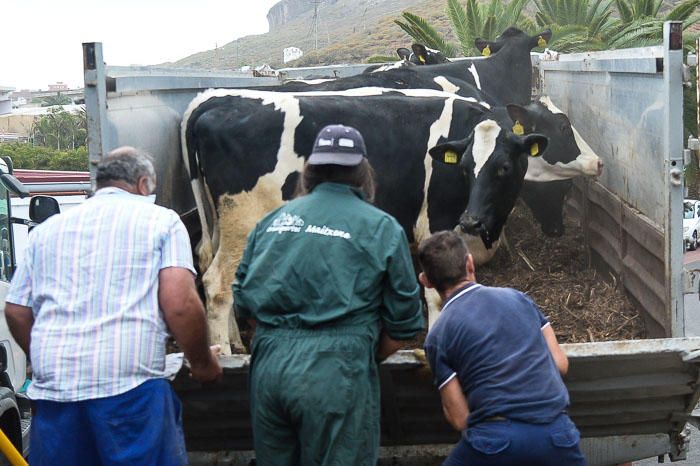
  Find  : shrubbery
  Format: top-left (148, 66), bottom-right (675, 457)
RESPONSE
top-left (0, 143), bottom-right (88, 171)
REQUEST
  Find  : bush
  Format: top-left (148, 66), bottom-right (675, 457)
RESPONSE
top-left (0, 143), bottom-right (88, 171)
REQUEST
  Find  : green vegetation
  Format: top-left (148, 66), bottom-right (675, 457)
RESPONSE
top-left (33, 94), bottom-right (74, 107)
top-left (396, 0), bottom-right (534, 56)
top-left (0, 143), bottom-right (88, 171)
top-left (32, 108), bottom-right (87, 151)
top-left (0, 107), bottom-right (89, 172)
top-left (397, 0), bottom-right (700, 54)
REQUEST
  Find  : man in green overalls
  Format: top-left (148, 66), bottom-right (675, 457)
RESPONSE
top-left (233, 124), bottom-right (424, 466)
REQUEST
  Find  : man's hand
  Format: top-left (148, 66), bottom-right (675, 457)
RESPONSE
top-left (190, 345), bottom-right (223, 383)
top-left (160, 267), bottom-right (223, 383)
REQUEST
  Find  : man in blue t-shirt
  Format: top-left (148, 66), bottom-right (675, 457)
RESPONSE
top-left (418, 231), bottom-right (587, 465)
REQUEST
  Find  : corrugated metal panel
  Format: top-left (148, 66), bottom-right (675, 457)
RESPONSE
top-left (570, 178), bottom-right (668, 336)
top-left (174, 338), bottom-right (700, 464)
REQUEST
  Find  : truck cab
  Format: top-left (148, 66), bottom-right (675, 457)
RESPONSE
top-left (0, 157), bottom-right (60, 461)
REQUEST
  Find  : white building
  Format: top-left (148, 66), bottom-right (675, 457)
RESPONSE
top-left (284, 47), bottom-right (303, 64)
top-left (0, 87), bottom-right (14, 115)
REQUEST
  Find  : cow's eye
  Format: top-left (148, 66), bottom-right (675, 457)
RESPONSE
top-left (497, 164), bottom-right (511, 178)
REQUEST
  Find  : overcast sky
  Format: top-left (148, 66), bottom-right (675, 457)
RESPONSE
top-left (3, 0), bottom-right (280, 90)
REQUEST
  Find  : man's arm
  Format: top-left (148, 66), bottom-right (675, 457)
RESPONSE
top-left (543, 324), bottom-right (568, 376)
top-left (440, 377), bottom-right (469, 432)
top-left (377, 228), bottom-right (424, 360)
top-left (159, 267), bottom-right (222, 383)
top-left (4, 303), bottom-right (33, 355)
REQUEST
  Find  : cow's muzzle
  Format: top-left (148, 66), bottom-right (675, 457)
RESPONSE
top-left (459, 215), bottom-right (495, 249)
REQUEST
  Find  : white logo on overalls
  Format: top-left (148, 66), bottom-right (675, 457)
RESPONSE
top-left (266, 213), bottom-right (305, 234)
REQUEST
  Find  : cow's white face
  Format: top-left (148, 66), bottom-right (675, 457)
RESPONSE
top-left (472, 120), bottom-right (501, 179)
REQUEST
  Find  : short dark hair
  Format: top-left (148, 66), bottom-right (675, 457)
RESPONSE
top-left (297, 158), bottom-right (376, 202)
top-left (418, 231), bottom-right (470, 293)
top-left (96, 146), bottom-right (156, 191)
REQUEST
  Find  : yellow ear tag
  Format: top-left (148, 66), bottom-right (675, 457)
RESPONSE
top-left (418, 55), bottom-right (426, 64)
top-left (482, 45), bottom-right (491, 57)
top-left (512, 121), bottom-right (524, 136)
top-left (444, 150), bottom-right (458, 164)
top-left (538, 36), bottom-right (547, 47)
top-left (530, 142), bottom-right (540, 157)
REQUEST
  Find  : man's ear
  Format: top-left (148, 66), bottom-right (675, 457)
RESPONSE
top-left (136, 176), bottom-right (152, 196)
top-left (419, 272), bottom-right (434, 289)
top-left (466, 254), bottom-right (476, 281)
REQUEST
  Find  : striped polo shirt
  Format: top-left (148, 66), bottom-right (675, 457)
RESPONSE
top-left (6, 187), bottom-right (196, 402)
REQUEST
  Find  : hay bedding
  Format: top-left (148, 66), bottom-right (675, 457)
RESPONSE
top-left (475, 201), bottom-right (646, 344)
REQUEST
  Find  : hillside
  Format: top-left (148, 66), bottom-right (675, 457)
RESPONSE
top-left (170, 0), bottom-right (685, 70)
top-left (171, 0), bottom-right (450, 70)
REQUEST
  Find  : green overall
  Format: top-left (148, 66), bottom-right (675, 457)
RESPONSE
top-left (234, 182), bottom-right (424, 466)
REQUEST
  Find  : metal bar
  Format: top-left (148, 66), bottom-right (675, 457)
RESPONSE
top-left (82, 42), bottom-right (108, 189)
top-left (664, 22), bottom-right (686, 338)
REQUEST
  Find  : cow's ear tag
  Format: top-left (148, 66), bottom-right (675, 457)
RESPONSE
top-left (538, 36), bottom-right (547, 47)
top-left (512, 121), bottom-right (524, 136)
top-left (418, 55), bottom-right (426, 64)
top-left (482, 45), bottom-right (491, 57)
top-left (530, 142), bottom-right (540, 157)
top-left (444, 150), bottom-right (459, 164)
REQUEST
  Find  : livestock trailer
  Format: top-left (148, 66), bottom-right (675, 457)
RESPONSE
top-left (83, 21), bottom-right (700, 464)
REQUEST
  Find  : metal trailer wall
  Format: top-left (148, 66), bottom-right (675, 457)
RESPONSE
top-left (536, 24), bottom-right (685, 338)
top-left (84, 26), bottom-right (699, 464)
top-left (82, 43), bottom-right (284, 224)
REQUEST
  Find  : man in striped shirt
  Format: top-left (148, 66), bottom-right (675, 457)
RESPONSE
top-left (4, 146), bottom-right (221, 466)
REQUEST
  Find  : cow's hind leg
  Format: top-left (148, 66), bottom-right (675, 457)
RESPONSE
top-left (202, 247), bottom-right (244, 355)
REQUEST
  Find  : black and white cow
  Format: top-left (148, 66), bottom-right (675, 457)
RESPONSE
top-left (181, 87), bottom-right (548, 351)
top-left (260, 30), bottom-right (601, 237)
top-left (365, 44), bottom-right (451, 73)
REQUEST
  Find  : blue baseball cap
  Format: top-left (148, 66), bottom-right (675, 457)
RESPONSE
top-left (308, 124), bottom-right (367, 166)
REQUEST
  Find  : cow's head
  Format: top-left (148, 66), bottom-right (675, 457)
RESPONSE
top-left (474, 27), bottom-right (552, 56)
top-left (408, 44), bottom-right (451, 65)
top-left (429, 115), bottom-right (548, 249)
top-left (519, 96), bottom-right (603, 180)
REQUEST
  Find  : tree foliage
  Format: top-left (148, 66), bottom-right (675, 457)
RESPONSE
top-left (0, 143), bottom-right (88, 171)
top-left (395, 0), bottom-right (700, 54)
top-left (32, 108), bottom-right (87, 151)
top-left (395, 0), bottom-right (534, 56)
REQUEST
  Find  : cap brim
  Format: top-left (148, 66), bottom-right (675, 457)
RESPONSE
top-left (308, 152), bottom-right (363, 166)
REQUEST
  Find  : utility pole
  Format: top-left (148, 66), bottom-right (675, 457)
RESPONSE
top-left (310, 0), bottom-right (322, 50)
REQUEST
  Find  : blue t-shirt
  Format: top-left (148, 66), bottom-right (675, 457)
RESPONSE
top-left (424, 283), bottom-right (569, 426)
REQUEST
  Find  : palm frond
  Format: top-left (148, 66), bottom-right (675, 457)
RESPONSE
top-left (666, 0), bottom-right (700, 22)
top-left (447, 0), bottom-right (473, 56)
top-left (615, 0), bottom-right (634, 23)
top-left (395, 12), bottom-right (459, 57)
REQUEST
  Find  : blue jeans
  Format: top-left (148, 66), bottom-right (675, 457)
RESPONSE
top-left (30, 379), bottom-right (188, 466)
top-left (444, 413), bottom-right (587, 466)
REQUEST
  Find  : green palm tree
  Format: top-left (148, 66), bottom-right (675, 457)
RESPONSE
top-left (395, 0), bottom-right (534, 57)
top-left (607, 0), bottom-right (700, 49)
top-left (533, 0), bottom-right (616, 51)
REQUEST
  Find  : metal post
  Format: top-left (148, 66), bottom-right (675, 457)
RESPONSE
top-left (664, 21), bottom-right (685, 337)
top-left (82, 42), bottom-right (109, 190)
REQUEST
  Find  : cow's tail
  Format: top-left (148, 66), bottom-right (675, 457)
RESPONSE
top-left (181, 92), bottom-right (217, 272)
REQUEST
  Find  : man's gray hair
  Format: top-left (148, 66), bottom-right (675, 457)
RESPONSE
top-left (96, 146), bottom-right (156, 192)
